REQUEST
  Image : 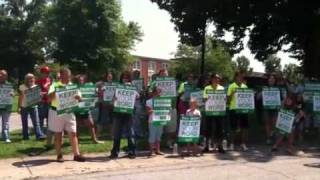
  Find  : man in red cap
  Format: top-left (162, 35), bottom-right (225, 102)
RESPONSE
top-left (36, 66), bottom-right (52, 129)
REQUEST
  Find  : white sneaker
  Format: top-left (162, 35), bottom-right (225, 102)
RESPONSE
top-left (241, 144), bottom-right (248, 151)
top-left (5, 139), bottom-right (11, 143)
top-left (229, 144), bottom-right (234, 151)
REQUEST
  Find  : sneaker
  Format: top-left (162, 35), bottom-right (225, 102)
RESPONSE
top-left (229, 144), bottom-right (235, 151)
top-left (128, 153), bottom-right (136, 159)
top-left (37, 135), bottom-right (46, 140)
top-left (93, 140), bottom-right (104, 144)
top-left (241, 144), bottom-right (248, 151)
top-left (57, 154), bottom-right (64, 163)
top-left (109, 153), bottom-right (118, 159)
top-left (4, 139), bottom-right (11, 143)
top-left (74, 154), bottom-right (86, 162)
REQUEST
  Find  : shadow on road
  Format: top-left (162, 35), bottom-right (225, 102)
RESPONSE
top-left (12, 159), bottom-right (56, 167)
top-left (304, 163), bottom-right (320, 168)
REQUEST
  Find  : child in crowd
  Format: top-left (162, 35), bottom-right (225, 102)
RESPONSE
top-left (146, 87), bottom-right (165, 156)
top-left (272, 93), bottom-right (305, 155)
top-left (184, 98), bottom-right (202, 156)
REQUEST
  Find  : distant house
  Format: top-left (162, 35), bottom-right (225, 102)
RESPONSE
top-left (131, 55), bottom-right (170, 85)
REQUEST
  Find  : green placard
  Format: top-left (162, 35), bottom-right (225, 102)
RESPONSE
top-left (276, 109), bottom-right (295, 134)
top-left (25, 86), bottom-right (41, 107)
top-left (103, 82), bottom-right (118, 102)
top-left (152, 97), bottom-right (171, 126)
top-left (0, 84), bottom-right (13, 109)
top-left (155, 77), bottom-right (177, 98)
top-left (313, 92), bottom-right (320, 113)
top-left (235, 89), bottom-right (255, 113)
top-left (262, 87), bottom-right (281, 109)
top-left (113, 84), bottom-right (137, 114)
top-left (56, 85), bottom-right (79, 114)
top-left (77, 83), bottom-right (97, 113)
top-left (132, 78), bottom-right (144, 92)
top-left (205, 90), bottom-right (226, 116)
top-left (178, 115), bottom-right (201, 143)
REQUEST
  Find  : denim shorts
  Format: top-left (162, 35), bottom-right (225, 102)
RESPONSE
top-left (148, 123), bottom-right (164, 144)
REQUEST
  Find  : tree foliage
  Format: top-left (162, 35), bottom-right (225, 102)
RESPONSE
top-left (170, 36), bottom-right (236, 81)
top-left (151, 0), bottom-right (320, 78)
top-left (264, 55), bottom-right (282, 74)
top-left (235, 56), bottom-right (252, 73)
top-left (44, 0), bottom-right (142, 78)
top-left (282, 63), bottom-right (303, 83)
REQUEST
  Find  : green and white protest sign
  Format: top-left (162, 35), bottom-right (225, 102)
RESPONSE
top-left (0, 84), bottom-right (13, 109)
top-left (191, 90), bottom-right (204, 106)
top-left (262, 87), bottom-right (281, 109)
top-left (276, 109), bottom-right (295, 134)
top-left (113, 85), bottom-right (137, 114)
top-left (235, 89), bottom-right (255, 113)
top-left (56, 85), bottom-right (79, 114)
top-left (178, 115), bottom-right (201, 143)
top-left (77, 83), bottom-right (97, 113)
top-left (152, 97), bottom-right (172, 126)
top-left (25, 86), bottom-right (41, 107)
top-left (313, 92), bottom-right (320, 113)
top-left (205, 90), bottom-right (226, 116)
top-left (132, 78), bottom-right (144, 92)
top-left (304, 83), bottom-right (320, 102)
top-left (103, 82), bottom-right (117, 103)
top-left (155, 77), bottom-right (177, 98)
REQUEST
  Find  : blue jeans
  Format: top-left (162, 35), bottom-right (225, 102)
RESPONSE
top-left (111, 112), bottom-right (136, 156)
top-left (21, 107), bottom-right (44, 139)
top-left (132, 101), bottom-right (145, 138)
top-left (38, 102), bottom-right (49, 128)
top-left (0, 111), bottom-right (10, 141)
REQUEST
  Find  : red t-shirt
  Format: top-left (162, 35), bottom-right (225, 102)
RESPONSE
top-left (36, 77), bottom-right (52, 103)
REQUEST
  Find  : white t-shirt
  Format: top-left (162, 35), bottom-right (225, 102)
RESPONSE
top-left (186, 108), bottom-right (201, 117)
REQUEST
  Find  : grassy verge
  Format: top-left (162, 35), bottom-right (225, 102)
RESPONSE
top-left (0, 128), bottom-right (148, 159)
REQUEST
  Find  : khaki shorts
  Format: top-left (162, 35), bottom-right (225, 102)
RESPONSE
top-left (48, 109), bottom-right (77, 133)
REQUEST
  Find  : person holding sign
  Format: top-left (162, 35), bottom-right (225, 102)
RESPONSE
top-left (257, 73), bottom-right (281, 145)
top-left (0, 69), bottom-right (13, 143)
top-left (146, 87), bottom-right (166, 156)
top-left (227, 71), bottom-right (250, 151)
top-left (203, 74), bottom-right (226, 153)
top-left (109, 71), bottom-right (139, 159)
top-left (18, 73), bottom-right (45, 140)
top-left (47, 68), bottom-right (85, 162)
top-left (75, 75), bottom-right (101, 144)
top-left (177, 74), bottom-right (196, 115)
top-left (272, 93), bottom-right (304, 155)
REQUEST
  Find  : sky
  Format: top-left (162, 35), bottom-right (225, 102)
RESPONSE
top-left (120, 0), bottom-right (299, 72)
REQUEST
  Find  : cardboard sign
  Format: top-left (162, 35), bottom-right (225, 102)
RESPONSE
top-left (152, 98), bottom-right (171, 125)
top-left (262, 87), bottom-right (281, 109)
top-left (103, 82), bottom-right (118, 102)
top-left (25, 86), bottom-right (41, 107)
top-left (155, 77), bottom-right (177, 98)
top-left (77, 83), bottom-right (97, 113)
top-left (276, 109), bottom-right (295, 134)
top-left (205, 90), bottom-right (226, 116)
top-left (56, 85), bottom-right (79, 114)
top-left (178, 115), bottom-right (201, 143)
top-left (235, 89), bottom-right (255, 113)
top-left (113, 85), bottom-right (137, 114)
top-left (0, 84), bottom-right (13, 109)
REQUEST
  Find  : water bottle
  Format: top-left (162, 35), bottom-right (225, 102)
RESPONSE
top-left (173, 143), bottom-right (178, 154)
top-left (222, 139), bottom-right (228, 150)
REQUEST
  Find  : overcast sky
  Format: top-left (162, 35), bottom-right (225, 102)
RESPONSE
top-left (120, 0), bottom-right (299, 72)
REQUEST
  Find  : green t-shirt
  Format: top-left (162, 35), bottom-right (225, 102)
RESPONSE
top-left (227, 82), bottom-right (248, 110)
top-left (203, 84), bottom-right (224, 99)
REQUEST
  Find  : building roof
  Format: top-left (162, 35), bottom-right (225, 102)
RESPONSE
top-left (134, 55), bottom-right (170, 62)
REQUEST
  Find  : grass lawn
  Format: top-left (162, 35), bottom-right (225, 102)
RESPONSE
top-left (0, 128), bottom-right (147, 159)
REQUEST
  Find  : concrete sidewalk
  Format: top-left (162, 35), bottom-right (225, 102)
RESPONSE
top-left (0, 148), bottom-right (319, 180)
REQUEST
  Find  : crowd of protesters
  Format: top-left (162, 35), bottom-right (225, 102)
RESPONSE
top-left (0, 66), bottom-right (319, 162)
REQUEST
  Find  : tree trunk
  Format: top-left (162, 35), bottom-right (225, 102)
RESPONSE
top-left (304, 24), bottom-right (320, 79)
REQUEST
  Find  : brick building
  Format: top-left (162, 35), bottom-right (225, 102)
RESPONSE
top-left (131, 55), bottom-right (170, 85)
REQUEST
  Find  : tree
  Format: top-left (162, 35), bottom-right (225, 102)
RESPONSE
top-left (264, 55), bottom-right (282, 74)
top-left (170, 36), bottom-right (236, 81)
top-left (235, 56), bottom-right (252, 73)
top-left (44, 0), bottom-right (142, 79)
top-left (0, 0), bottom-right (46, 81)
top-left (282, 63), bottom-right (303, 83)
top-left (151, 0), bottom-right (320, 78)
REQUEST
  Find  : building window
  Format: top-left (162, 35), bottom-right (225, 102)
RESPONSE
top-left (148, 61), bottom-right (156, 71)
top-left (162, 63), bottom-right (169, 70)
top-left (132, 60), bottom-right (141, 70)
